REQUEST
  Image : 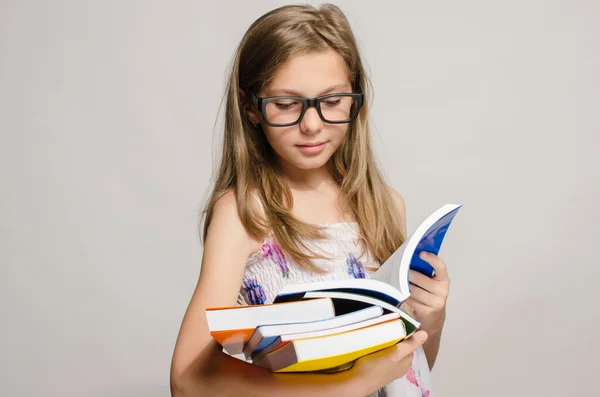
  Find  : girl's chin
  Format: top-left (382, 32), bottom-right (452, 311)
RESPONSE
top-left (282, 154), bottom-right (332, 171)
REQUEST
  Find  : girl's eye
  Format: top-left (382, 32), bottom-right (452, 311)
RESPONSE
top-left (275, 101), bottom-right (299, 110)
top-left (323, 98), bottom-right (342, 106)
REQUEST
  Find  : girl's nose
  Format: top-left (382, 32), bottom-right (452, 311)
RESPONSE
top-left (299, 107), bottom-right (323, 135)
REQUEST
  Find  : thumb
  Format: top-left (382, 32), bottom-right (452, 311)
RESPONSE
top-left (404, 330), bottom-right (428, 350)
top-left (389, 330), bottom-right (428, 364)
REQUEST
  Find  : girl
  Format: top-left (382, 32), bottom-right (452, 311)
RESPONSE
top-left (170, 4), bottom-right (450, 397)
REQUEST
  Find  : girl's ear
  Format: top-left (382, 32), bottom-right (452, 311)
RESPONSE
top-left (238, 88), bottom-right (261, 126)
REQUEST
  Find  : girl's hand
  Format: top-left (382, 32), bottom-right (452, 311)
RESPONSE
top-left (349, 330), bottom-right (428, 396)
top-left (405, 252), bottom-right (450, 334)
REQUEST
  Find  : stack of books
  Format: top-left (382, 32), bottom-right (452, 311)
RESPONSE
top-left (205, 204), bottom-right (462, 373)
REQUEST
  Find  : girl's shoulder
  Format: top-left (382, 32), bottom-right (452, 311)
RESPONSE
top-left (387, 185), bottom-right (406, 214)
top-left (386, 185), bottom-right (407, 234)
top-left (208, 189), bottom-right (264, 259)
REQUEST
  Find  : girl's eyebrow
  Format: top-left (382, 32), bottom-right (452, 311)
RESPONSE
top-left (266, 83), bottom-right (351, 97)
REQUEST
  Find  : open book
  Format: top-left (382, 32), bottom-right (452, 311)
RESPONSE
top-left (372, 203), bottom-right (462, 297)
top-left (206, 203), bottom-right (462, 372)
top-left (273, 203), bottom-right (462, 335)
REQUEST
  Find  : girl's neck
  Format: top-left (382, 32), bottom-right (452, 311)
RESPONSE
top-left (276, 158), bottom-right (352, 225)
top-left (278, 159), bottom-right (336, 191)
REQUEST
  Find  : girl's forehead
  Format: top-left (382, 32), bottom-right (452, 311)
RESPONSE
top-left (262, 49), bottom-right (352, 97)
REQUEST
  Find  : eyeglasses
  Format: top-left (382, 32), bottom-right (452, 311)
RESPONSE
top-left (248, 91), bottom-right (364, 127)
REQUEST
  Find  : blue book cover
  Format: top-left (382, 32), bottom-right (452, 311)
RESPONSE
top-left (409, 206), bottom-right (462, 277)
top-left (370, 204), bottom-right (462, 300)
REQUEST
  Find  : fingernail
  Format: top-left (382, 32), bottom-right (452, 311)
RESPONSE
top-left (420, 252), bottom-right (427, 259)
top-left (416, 331), bottom-right (428, 344)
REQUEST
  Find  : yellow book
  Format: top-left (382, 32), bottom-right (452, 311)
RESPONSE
top-left (252, 316), bottom-right (407, 372)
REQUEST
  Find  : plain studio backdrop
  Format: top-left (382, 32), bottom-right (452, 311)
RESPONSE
top-left (1, 0), bottom-right (599, 396)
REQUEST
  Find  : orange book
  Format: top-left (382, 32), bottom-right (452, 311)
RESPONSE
top-left (206, 298), bottom-right (335, 355)
top-left (210, 328), bottom-right (255, 353)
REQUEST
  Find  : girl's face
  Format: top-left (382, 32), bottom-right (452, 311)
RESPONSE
top-left (250, 49), bottom-right (352, 172)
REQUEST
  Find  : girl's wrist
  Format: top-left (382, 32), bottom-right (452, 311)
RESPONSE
top-left (422, 311), bottom-right (446, 335)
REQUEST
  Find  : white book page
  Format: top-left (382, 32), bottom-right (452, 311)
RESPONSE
top-left (370, 239), bottom-right (410, 299)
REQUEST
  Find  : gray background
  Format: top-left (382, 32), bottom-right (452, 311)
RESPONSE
top-left (1, 0), bottom-right (599, 396)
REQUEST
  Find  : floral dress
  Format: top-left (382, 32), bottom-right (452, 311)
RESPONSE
top-left (236, 222), bottom-right (433, 397)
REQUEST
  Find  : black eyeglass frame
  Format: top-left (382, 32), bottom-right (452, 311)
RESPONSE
top-left (247, 91), bottom-right (364, 127)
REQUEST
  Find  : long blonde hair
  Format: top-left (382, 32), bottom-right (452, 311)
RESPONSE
top-left (201, 4), bottom-right (405, 271)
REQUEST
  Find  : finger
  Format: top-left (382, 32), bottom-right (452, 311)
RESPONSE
top-left (410, 270), bottom-right (448, 298)
top-left (409, 270), bottom-right (436, 293)
top-left (402, 330), bottom-right (428, 349)
top-left (356, 330), bottom-right (426, 364)
top-left (400, 301), bottom-right (416, 317)
top-left (419, 252), bottom-right (449, 281)
top-left (405, 296), bottom-right (429, 312)
top-left (391, 330), bottom-right (428, 364)
top-left (407, 286), bottom-right (443, 309)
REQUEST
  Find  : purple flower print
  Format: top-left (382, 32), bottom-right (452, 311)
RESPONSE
top-left (346, 254), bottom-right (366, 278)
top-left (243, 279), bottom-right (266, 305)
top-left (261, 240), bottom-right (290, 278)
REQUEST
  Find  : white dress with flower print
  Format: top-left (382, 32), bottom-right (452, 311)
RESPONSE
top-left (235, 222), bottom-right (433, 397)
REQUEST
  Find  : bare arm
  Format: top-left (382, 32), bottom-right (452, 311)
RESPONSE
top-left (420, 314), bottom-right (444, 370)
top-left (170, 190), bottom-right (428, 397)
